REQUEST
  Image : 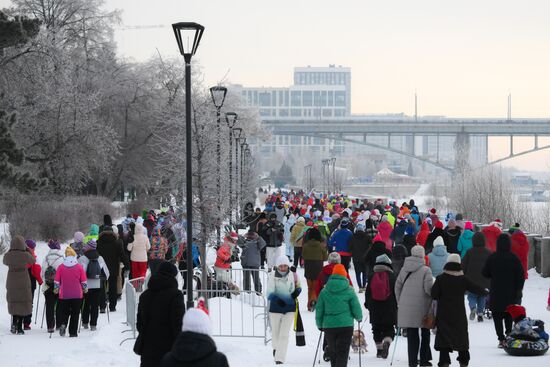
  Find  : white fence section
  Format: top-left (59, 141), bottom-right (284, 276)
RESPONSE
top-left (120, 277), bottom-right (145, 345)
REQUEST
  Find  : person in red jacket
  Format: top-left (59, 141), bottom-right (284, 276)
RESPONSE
top-left (510, 229), bottom-right (529, 279)
top-left (315, 252), bottom-right (352, 297)
top-left (416, 221), bottom-right (430, 248)
top-left (214, 232), bottom-right (239, 292)
top-left (482, 220), bottom-right (502, 252)
top-left (24, 240), bottom-right (43, 330)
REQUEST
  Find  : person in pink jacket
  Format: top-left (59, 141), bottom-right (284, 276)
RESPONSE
top-left (377, 216), bottom-right (394, 251)
top-left (54, 246), bottom-right (87, 337)
top-left (547, 288), bottom-right (550, 311)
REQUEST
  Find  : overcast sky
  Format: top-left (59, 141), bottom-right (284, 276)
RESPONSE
top-left (2, 0), bottom-right (550, 170)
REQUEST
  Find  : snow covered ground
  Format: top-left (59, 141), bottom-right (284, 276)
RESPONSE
top-left (1, 226), bottom-right (550, 366)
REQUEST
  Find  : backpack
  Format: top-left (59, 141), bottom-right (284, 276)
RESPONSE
top-left (44, 265), bottom-right (56, 287)
top-left (370, 272), bottom-right (391, 301)
top-left (86, 258), bottom-right (102, 280)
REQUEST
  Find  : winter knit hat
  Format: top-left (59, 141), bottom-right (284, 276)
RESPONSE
top-left (182, 308), bottom-right (212, 336)
top-left (435, 220), bottom-right (444, 229)
top-left (103, 214), bottom-right (113, 226)
top-left (48, 239), bottom-right (61, 250)
top-left (297, 216), bottom-right (305, 223)
top-left (65, 246), bottom-right (77, 257)
top-left (332, 264), bottom-right (347, 277)
top-left (375, 254), bottom-right (392, 265)
top-left (433, 236), bottom-right (445, 247)
top-left (158, 261), bottom-right (178, 278)
top-left (25, 239), bottom-right (36, 250)
top-left (275, 255), bottom-right (291, 267)
top-left (229, 231), bottom-right (239, 241)
top-left (355, 223), bottom-right (366, 232)
top-left (372, 234), bottom-right (384, 243)
top-left (405, 226), bottom-right (415, 236)
top-left (506, 304), bottom-right (526, 321)
top-left (83, 239), bottom-right (97, 252)
top-left (464, 221), bottom-right (473, 231)
top-left (472, 232), bottom-right (485, 248)
top-left (74, 231), bottom-right (85, 243)
top-left (447, 254), bottom-right (461, 264)
top-left (411, 245), bottom-right (425, 258)
top-left (327, 252), bottom-right (341, 264)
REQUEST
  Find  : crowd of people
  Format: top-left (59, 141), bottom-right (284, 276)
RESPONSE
top-left (4, 188), bottom-right (550, 367)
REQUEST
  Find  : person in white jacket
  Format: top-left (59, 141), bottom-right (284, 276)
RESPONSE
top-left (41, 240), bottom-right (64, 333)
top-left (127, 223), bottom-right (151, 280)
top-left (79, 239), bottom-right (110, 331)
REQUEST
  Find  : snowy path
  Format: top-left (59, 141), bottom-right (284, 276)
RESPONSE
top-left (1, 242), bottom-right (549, 366)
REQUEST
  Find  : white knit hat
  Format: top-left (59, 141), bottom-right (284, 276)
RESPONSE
top-left (411, 245), bottom-right (425, 258)
top-left (447, 253), bottom-right (461, 264)
top-left (433, 236), bottom-right (445, 247)
top-left (328, 252), bottom-right (341, 264)
top-left (275, 255), bottom-right (291, 267)
top-left (182, 308), bottom-right (212, 336)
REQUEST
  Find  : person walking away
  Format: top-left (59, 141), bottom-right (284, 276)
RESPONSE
top-left (136, 262), bottom-right (184, 367)
top-left (238, 229), bottom-right (267, 293)
top-left (97, 226), bottom-right (129, 312)
top-left (432, 254), bottom-right (488, 367)
top-left (457, 222), bottom-right (474, 259)
top-left (79, 239), bottom-right (110, 331)
top-left (83, 224), bottom-right (100, 244)
top-left (349, 222), bottom-right (372, 292)
top-left (445, 219), bottom-right (461, 254)
top-left (328, 218), bottom-right (353, 271)
top-left (365, 254), bottom-right (397, 359)
top-left (127, 223), bottom-right (151, 280)
top-left (482, 234), bottom-right (525, 348)
top-left (395, 245), bottom-right (434, 367)
top-left (3, 235), bottom-right (35, 334)
top-left (54, 246), bottom-right (87, 337)
top-left (149, 227), bottom-right (168, 273)
top-left (428, 236), bottom-right (449, 278)
top-left (364, 235), bottom-right (392, 278)
top-left (23, 239), bottom-right (42, 330)
top-left (302, 227), bottom-right (328, 310)
top-left (41, 240), bottom-right (64, 333)
top-left (425, 221), bottom-right (450, 255)
top-left (416, 221), bottom-right (430, 248)
top-left (482, 219), bottom-right (503, 252)
top-left (256, 212), bottom-right (269, 268)
top-left (267, 255), bottom-right (301, 364)
top-left (462, 232), bottom-right (491, 322)
top-left (161, 299), bottom-right (229, 367)
top-left (70, 231), bottom-right (85, 258)
top-left (316, 264), bottom-right (363, 367)
top-left (261, 213), bottom-right (285, 269)
top-left (510, 228), bottom-right (529, 280)
top-left (402, 226), bottom-right (417, 256)
top-left (290, 216), bottom-right (306, 268)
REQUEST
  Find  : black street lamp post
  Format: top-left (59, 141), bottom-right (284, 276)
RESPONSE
top-left (209, 86), bottom-right (227, 246)
top-left (172, 21), bottom-right (204, 310)
top-left (238, 138), bottom-right (247, 220)
top-left (226, 112), bottom-right (238, 226)
top-left (233, 128), bottom-right (242, 223)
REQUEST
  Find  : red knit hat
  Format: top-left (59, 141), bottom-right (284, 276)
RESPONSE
top-left (373, 234), bottom-right (383, 243)
top-left (430, 208), bottom-right (437, 214)
top-left (435, 220), bottom-right (444, 229)
top-left (506, 304), bottom-right (526, 320)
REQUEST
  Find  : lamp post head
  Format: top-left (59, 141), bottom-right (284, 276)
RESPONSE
top-left (172, 22), bottom-right (205, 63)
top-left (233, 127), bottom-right (243, 140)
top-left (226, 112), bottom-right (238, 128)
top-left (210, 86), bottom-right (227, 109)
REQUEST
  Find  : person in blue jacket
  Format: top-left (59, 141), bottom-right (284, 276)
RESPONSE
top-left (328, 218), bottom-right (354, 271)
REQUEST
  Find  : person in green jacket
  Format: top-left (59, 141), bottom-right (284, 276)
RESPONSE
top-left (316, 263), bottom-right (363, 367)
top-left (83, 224), bottom-right (99, 244)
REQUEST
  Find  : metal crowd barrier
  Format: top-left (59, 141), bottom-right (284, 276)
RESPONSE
top-left (198, 289), bottom-right (269, 345)
top-left (120, 277), bottom-right (145, 345)
top-left (179, 267), bottom-right (270, 297)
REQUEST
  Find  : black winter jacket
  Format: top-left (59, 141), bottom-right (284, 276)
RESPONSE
top-left (136, 272), bottom-right (185, 359)
top-left (364, 241), bottom-right (392, 276)
top-left (445, 227), bottom-right (462, 254)
top-left (462, 242), bottom-right (491, 289)
top-left (365, 264), bottom-right (397, 327)
top-left (96, 232), bottom-right (129, 276)
top-left (425, 228), bottom-right (450, 254)
top-left (349, 231), bottom-right (372, 264)
top-left (482, 240), bottom-right (524, 312)
top-left (162, 331), bottom-right (229, 367)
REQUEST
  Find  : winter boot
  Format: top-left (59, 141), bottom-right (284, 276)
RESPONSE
top-left (381, 337), bottom-right (392, 359)
top-left (10, 317), bottom-right (17, 335)
top-left (59, 324), bottom-right (67, 337)
top-left (90, 325), bottom-right (97, 331)
top-left (477, 315), bottom-right (484, 322)
top-left (24, 323), bottom-right (31, 330)
top-left (82, 323), bottom-right (89, 329)
top-left (323, 346), bottom-right (331, 362)
top-left (376, 343), bottom-right (383, 358)
top-left (469, 308), bottom-right (476, 320)
top-left (16, 317), bottom-right (24, 334)
top-left (47, 327), bottom-right (55, 333)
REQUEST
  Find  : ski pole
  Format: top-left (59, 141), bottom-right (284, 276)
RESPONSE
top-left (390, 327), bottom-right (400, 366)
top-left (358, 321), bottom-right (362, 367)
top-left (40, 298), bottom-right (46, 329)
top-left (313, 330), bottom-right (323, 367)
top-left (34, 284), bottom-right (41, 324)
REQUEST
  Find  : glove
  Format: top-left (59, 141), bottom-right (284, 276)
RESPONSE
top-left (291, 290), bottom-right (299, 299)
top-left (83, 287), bottom-right (88, 294)
top-left (276, 298), bottom-right (286, 307)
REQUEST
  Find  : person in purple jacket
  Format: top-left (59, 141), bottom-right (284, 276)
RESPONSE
top-left (54, 246), bottom-right (87, 337)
